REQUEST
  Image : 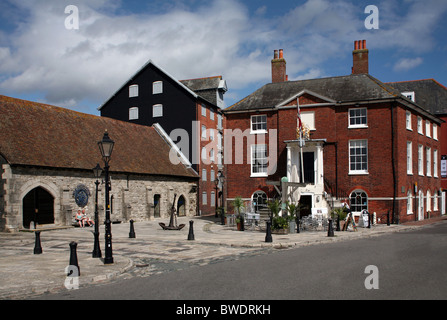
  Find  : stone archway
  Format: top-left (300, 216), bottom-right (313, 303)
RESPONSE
top-left (22, 187), bottom-right (54, 228)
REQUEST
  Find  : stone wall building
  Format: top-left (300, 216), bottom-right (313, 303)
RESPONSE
top-left (0, 95), bottom-right (198, 232)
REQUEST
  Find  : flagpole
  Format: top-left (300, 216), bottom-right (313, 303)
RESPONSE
top-left (297, 98), bottom-right (305, 184)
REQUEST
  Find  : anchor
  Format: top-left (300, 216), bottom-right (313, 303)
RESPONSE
top-left (159, 193), bottom-right (185, 230)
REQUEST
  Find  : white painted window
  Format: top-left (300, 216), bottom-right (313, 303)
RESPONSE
top-left (349, 140), bottom-right (368, 174)
top-left (407, 141), bottom-right (413, 174)
top-left (426, 121), bottom-right (431, 138)
top-left (426, 147), bottom-right (431, 177)
top-left (251, 144), bottom-right (268, 176)
top-left (202, 104), bottom-right (207, 117)
top-left (418, 145), bottom-right (424, 176)
top-left (211, 191), bottom-right (215, 207)
top-left (202, 192), bottom-right (207, 205)
top-left (129, 84), bottom-right (138, 97)
top-left (129, 107), bottom-right (138, 120)
top-left (153, 104), bottom-right (163, 117)
top-left (417, 117), bottom-right (423, 135)
top-left (153, 81), bottom-right (163, 94)
top-left (406, 111), bottom-right (412, 130)
top-left (348, 108), bottom-right (367, 128)
top-left (251, 115), bottom-right (267, 133)
top-left (433, 124), bottom-right (438, 140)
top-left (301, 111), bottom-right (316, 130)
top-left (402, 91), bottom-right (415, 102)
top-left (202, 169), bottom-right (207, 181)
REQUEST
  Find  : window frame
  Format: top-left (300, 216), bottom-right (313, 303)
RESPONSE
top-left (250, 115), bottom-right (267, 134)
top-left (349, 140), bottom-right (368, 174)
top-left (153, 104), bottom-right (163, 117)
top-left (407, 141), bottom-right (413, 175)
top-left (129, 107), bottom-right (139, 120)
top-left (406, 111), bottom-right (412, 131)
top-left (350, 190), bottom-right (368, 215)
top-left (348, 107), bottom-right (368, 128)
top-left (153, 81), bottom-right (163, 94)
top-left (251, 144), bottom-right (268, 177)
top-left (129, 84), bottom-right (139, 98)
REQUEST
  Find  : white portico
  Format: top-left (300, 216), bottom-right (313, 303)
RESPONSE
top-left (285, 139), bottom-right (328, 216)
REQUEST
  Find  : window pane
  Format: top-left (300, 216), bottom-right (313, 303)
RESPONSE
top-left (153, 81), bottom-right (163, 94)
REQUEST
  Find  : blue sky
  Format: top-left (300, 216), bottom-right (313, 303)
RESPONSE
top-left (1, 0), bottom-right (446, 115)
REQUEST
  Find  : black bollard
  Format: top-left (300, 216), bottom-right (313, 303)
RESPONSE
top-left (265, 221), bottom-right (272, 243)
top-left (336, 214), bottom-right (340, 231)
top-left (33, 231), bottom-right (43, 254)
top-left (327, 218), bottom-right (334, 237)
top-left (296, 216), bottom-right (300, 233)
top-left (68, 241), bottom-right (80, 276)
top-left (187, 220), bottom-right (195, 240)
top-left (387, 211), bottom-right (390, 226)
top-left (129, 219), bottom-right (136, 238)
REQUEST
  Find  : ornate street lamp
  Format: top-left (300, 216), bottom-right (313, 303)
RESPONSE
top-left (98, 130), bottom-right (114, 264)
top-left (92, 163), bottom-right (102, 258)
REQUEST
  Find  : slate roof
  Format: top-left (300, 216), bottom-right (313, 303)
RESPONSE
top-left (226, 74), bottom-right (403, 112)
top-left (387, 79), bottom-right (447, 115)
top-left (0, 95), bottom-right (198, 178)
top-left (225, 73), bottom-right (442, 123)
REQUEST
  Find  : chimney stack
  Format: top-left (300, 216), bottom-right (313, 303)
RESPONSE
top-left (271, 49), bottom-right (287, 83)
top-left (352, 40), bottom-right (369, 74)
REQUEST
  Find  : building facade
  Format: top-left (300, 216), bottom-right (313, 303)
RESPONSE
top-left (223, 41), bottom-right (444, 223)
top-left (99, 60), bottom-right (226, 216)
top-left (387, 79), bottom-right (447, 215)
top-left (0, 95), bottom-right (198, 232)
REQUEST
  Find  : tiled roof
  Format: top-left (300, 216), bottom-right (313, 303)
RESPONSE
top-left (0, 95), bottom-right (198, 178)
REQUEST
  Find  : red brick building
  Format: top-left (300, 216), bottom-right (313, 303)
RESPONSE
top-left (223, 41), bottom-right (444, 223)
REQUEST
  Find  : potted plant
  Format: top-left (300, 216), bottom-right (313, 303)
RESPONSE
top-left (269, 199), bottom-right (289, 234)
top-left (233, 196), bottom-right (245, 231)
top-left (286, 202), bottom-right (297, 233)
top-left (332, 207), bottom-right (347, 230)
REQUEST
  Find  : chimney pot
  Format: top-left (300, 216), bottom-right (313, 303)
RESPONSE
top-left (271, 49), bottom-right (286, 83)
top-left (352, 40), bottom-right (369, 74)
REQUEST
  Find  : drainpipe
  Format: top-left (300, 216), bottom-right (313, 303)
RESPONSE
top-left (391, 102), bottom-right (398, 224)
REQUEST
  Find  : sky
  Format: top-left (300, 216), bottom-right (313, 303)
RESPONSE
top-left (0, 0), bottom-right (446, 115)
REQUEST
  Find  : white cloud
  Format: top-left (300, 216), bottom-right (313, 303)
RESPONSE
top-left (0, 0), bottom-right (271, 111)
top-left (0, 0), bottom-right (445, 112)
top-left (393, 57), bottom-right (423, 71)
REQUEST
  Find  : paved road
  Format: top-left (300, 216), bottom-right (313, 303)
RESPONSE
top-left (37, 219), bottom-right (447, 300)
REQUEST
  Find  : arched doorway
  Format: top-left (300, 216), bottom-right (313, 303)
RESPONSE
top-left (252, 191), bottom-right (267, 213)
top-left (154, 194), bottom-right (161, 218)
top-left (23, 187), bottom-right (54, 228)
top-left (177, 195), bottom-right (186, 216)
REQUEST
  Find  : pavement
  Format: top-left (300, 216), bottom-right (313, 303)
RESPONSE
top-left (0, 214), bottom-right (446, 299)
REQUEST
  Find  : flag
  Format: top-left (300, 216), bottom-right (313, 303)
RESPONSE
top-left (297, 98), bottom-right (302, 130)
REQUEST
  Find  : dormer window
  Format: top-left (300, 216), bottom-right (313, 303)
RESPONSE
top-left (402, 91), bottom-right (415, 102)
